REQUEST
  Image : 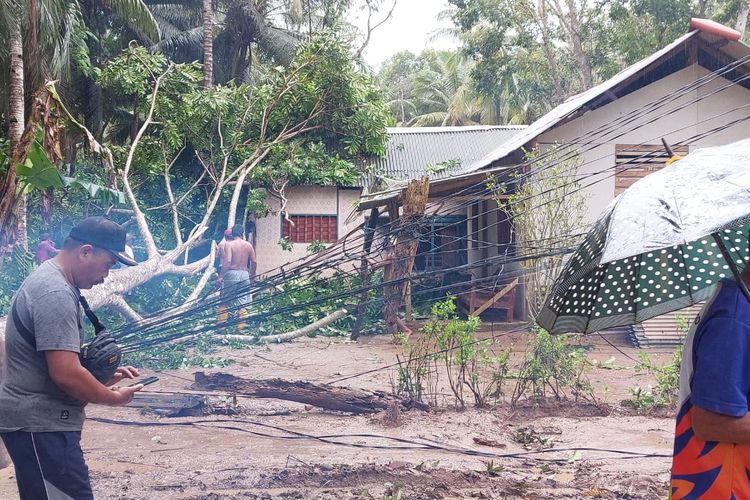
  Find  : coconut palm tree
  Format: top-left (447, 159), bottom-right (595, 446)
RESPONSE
top-left (202, 0), bottom-right (213, 87)
top-left (147, 0), bottom-right (303, 85)
top-left (408, 51), bottom-right (497, 127)
top-left (0, 0), bottom-right (160, 248)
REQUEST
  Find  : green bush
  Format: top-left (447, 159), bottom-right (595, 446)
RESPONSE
top-left (395, 296), bottom-right (510, 408)
top-left (626, 345), bottom-right (682, 410)
top-left (511, 326), bottom-right (594, 405)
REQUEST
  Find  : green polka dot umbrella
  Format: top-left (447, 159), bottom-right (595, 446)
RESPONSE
top-left (538, 138), bottom-right (750, 334)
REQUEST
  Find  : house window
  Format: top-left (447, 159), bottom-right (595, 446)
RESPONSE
top-left (282, 215), bottom-right (338, 243)
top-left (614, 144), bottom-right (689, 196)
top-left (415, 216), bottom-right (468, 272)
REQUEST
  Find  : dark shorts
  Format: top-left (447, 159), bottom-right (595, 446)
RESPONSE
top-left (1, 430), bottom-right (93, 500)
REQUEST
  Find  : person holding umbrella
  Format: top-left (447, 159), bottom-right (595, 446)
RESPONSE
top-left (534, 138), bottom-right (750, 498)
top-left (669, 257), bottom-right (750, 498)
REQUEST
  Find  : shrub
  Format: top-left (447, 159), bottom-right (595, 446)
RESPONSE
top-left (626, 345), bottom-right (683, 410)
top-left (511, 326), bottom-right (595, 405)
top-left (395, 296), bottom-right (510, 408)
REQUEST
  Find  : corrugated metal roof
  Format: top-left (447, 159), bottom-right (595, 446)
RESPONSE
top-left (367, 125), bottom-right (526, 181)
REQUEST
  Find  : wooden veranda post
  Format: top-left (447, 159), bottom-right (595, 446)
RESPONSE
top-left (383, 177), bottom-right (429, 337)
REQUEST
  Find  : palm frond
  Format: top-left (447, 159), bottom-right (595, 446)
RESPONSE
top-left (0, 0), bottom-right (23, 37)
top-left (150, 26), bottom-right (203, 56)
top-left (104, 0), bottom-right (160, 41)
top-left (148, 3), bottom-right (201, 29)
top-left (427, 27), bottom-right (459, 44)
top-left (408, 111), bottom-right (448, 127)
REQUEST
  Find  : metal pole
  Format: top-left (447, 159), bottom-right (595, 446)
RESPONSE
top-left (712, 232), bottom-right (750, 304)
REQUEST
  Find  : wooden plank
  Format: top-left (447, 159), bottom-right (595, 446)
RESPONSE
top-left (471, 278), bottom-right (519, 317)
top-left (614, 144), bottom-right (689, 197)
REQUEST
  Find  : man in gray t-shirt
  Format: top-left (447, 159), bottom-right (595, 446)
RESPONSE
top-left (0, 217), bottom-right (143, 499)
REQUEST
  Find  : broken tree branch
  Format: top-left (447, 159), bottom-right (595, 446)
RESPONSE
top-left (260, 308), bottom-right (348, 343)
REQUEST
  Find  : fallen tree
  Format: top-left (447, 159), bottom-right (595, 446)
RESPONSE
top-left (46, 31), bottom-right (388, 319)
top-left (194, 372), bottom-right (428, 414)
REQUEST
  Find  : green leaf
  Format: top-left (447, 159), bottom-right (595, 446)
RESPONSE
top-left (17, 141), bottom-right (63, 189)
top-left (62, 177), bottom-right (127, 206)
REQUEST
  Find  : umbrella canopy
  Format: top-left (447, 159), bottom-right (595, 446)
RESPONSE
top-left (538, 138), bottom-right (750, 334)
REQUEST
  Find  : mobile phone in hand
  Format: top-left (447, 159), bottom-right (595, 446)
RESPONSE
top-left (129, 376), bottom-right (159, 387)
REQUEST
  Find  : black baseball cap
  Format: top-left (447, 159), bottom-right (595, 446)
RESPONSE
top-left (68, 216), bottom-right (137, 266)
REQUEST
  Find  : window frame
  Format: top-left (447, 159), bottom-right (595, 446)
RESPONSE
top-left (280, 213), bottom-right (339, 243)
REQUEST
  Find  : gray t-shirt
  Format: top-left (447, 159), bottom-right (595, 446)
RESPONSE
top-left (0, 260), bottom-right (87, 432)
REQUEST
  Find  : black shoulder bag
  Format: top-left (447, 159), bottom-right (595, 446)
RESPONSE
top-left (11, 295), bottom-right (122, 384)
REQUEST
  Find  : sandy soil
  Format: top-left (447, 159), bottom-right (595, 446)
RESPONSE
top-left (0, 326), bottom-right (678, 499)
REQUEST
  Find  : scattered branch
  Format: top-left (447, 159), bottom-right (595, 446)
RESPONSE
top-left (260, 308), bottom-right (348, 343)
top-left (108, 296), bottom-right (144, 322)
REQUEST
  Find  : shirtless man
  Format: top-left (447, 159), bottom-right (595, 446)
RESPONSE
top-left (217, 225), bottom-right (257, 330)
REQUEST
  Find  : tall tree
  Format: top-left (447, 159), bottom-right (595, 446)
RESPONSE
top-left (448, 0), bottom-right (586, 116)
top-left (608, 0), bottom-right (695, 64)
top-left (407, 51), bottom-right (497, 126)
top-left (546, 0), bottom-right (593, 90)
top-left (202, 0), bottom-right (213, 87)
top-left (0, 0), bottom-right (23, 471)
top-left (0, 3), bottom-right (30, 251)
top-left (376, 51), bottom-right (422, 124)
top-left (78, 0), bottom-right (160, 139)
top-left (0, 0), bottom-right (160, 247)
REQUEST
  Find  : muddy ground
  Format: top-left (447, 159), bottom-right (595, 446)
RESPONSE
top-left (0, 326), bottom-right (677, 499)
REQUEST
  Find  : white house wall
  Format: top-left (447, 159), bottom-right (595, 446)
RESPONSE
top-left (539, 64), bottom-right (750, 224)
top-left (254, 185), bottom-right (365, 276)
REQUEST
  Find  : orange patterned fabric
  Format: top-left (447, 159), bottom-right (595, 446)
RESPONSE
top-left (671, 402), bottom-right (750, 499)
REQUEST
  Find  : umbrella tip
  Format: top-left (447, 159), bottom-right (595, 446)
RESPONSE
top-left (661, 138), bottom-right (675, 157)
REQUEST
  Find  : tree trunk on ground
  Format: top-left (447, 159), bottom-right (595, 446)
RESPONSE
top-left (737, 2), bottom-right (750, 39)
top-left (193, 372), bottom-right (429, 413)
top-left (202, 0), bottom-right (214, 88)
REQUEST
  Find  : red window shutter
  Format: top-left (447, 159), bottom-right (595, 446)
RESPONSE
top-left (282, 215), bottom-right (337, 243)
